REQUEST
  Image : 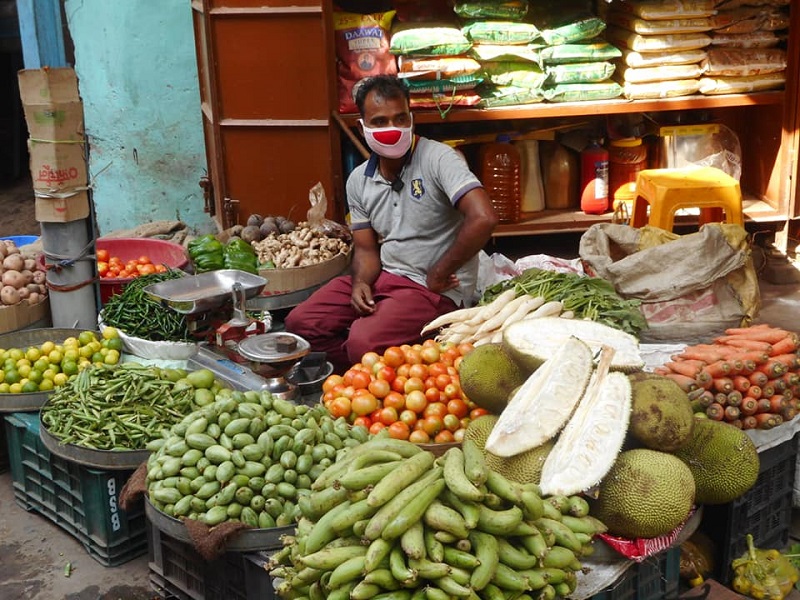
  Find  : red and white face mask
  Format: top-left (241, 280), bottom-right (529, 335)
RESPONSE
top-left (360, 115), bottom-right (414, 159)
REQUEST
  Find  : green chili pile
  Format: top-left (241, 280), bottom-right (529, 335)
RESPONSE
top-left (41, 363), bottom-right (197, 450)
top-left (101, 270), bottom-right (192, 341)
top-left (481, 267), bottom-right (648, 337)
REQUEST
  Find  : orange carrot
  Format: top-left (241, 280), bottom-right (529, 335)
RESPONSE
top-left (757, 359), bottom-right (787, 379)
top-left (772, 378), bottom-right (787, 393)
top-left (756, 398), bottom-right (772, 414)
top-left (782, 372), bottom-right (800, 387)
top-left (677, 348), bottom-right (729, 363)
top-left (769, 395), bottom-right (786, 413)
top-left (715, 393), bottom-right (729, 406)
top-left (724, 405), bottom-right (741, 422)
top-left (740, 397), bottom-right (758, 416)
top-left (664, 360), bottom-right (703, 379)
top-left (741, 415), bottom-right (758, 429)
top-left (724, 324), bottom-right (772, 335)
top-left (718, 328), bottom-right (796, 344)
top-left (719, 338), bottom-right (773, 353)
top-left (782, 406), bottom-right (798, 422)
top-left (706, 403), bottom-right (725, 420)
top-left (761, 384), bottom-right (776, 399)
top-left (754, 412), bottom-right (779, 430)
top-left (663, 373), bottom-right (699, 393)
top-left (732, 376), bottom-right (750, 393)
top-left (739, 359), bottom-right (758, 375)
top-left (673, 358), bottom-right (710, 371)
top-left (748, 371), bottom-right (769, 387)
top-left (702, 360), bottom-right (733, 379)
top-left (712, 377), bottom-right (734, 394)
top-left (769, 354), bottom-right (800, 370)
top-left (727, 390), bottom-right (743, 407)
top-left (746, 385), bottom-right (763, 399)
top-left (654, 367), bottom-right (671, 377)
top-left (730, 419), bottom-right (744, 429)
top-left (769, 336), bottom-right (799, 356)
top-left (696, 390), bottom-right (715, 408)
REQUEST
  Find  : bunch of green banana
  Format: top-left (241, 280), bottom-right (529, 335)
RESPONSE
top-left (269, 437), bottom-right (607, 600)
top-left (146, 389), bottom-right (369, 529)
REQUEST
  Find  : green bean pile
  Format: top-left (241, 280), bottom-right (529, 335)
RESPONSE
top-left (101, 270), bottom-right (192, 342)
top-left (41, 363), bottom-right (197, 451)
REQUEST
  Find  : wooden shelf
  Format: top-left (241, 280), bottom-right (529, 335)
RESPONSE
top-left (492, 196), bottom-right (788, 237)
top-left (337, 91), bottom-right (785, 126)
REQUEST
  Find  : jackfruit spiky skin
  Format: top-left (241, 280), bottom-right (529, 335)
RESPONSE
top-left (464, 414), bottom-right (553, 485)
top-left (672, 418), bottom-right (760, 505)
top-left (590, 449), bottom-right (695, 539)
top-left (628, 374), bottom-right (695, 452)
top-left (458, 344), bottom-right (526, 415)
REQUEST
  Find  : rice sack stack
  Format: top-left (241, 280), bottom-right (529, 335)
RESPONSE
top-left (699, 0), bottom-right (789, 95)
top-left (604, 0), bottom-right (714, 100)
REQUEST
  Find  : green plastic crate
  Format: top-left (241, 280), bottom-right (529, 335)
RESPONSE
top-left (147, 520), bottom-right (276, 600)
top-left (4, 411), bottom-right (147, 566)
top-left (591, 547), bottom-right (681, 600)
top-left (0, 420), bottom-right (8, 473)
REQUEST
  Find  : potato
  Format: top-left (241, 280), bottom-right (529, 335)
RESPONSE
top-left (23, 258), bottom-right (36, 271)
top-left (17, 287), bottom-right (29, 300)
top-left (20, 270), bottom-right (34, 285)
top-left (1, 270), bottom-right (23, 289)
top-left (2, 253), bottom-right (24, 272)
top-left (1, 285), bottom-right (20, 305)
top-left (28, 292), bottom-right (40, 305)
top-left (32, 271), bottom-right (46, 285)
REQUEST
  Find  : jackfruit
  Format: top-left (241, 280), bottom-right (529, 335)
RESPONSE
top-left (458, 343), bottom-right (526, 415)
top-left (485, 337), bottom-right (593, 457)
top-left (503, 317), bottom-right (645, 373)
top-left (672, 418), bottom-right (759, 505)
top-left (590, 449), bottom-right (695, 539)
top-left (629, 374), bottom-right (695, 452)
top-left (464, 415), bottom-right (553, 485)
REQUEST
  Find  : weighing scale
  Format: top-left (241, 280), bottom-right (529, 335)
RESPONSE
top-left (144, 269), bottom-right (328, 399)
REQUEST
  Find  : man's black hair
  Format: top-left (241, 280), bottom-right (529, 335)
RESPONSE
top-left (354, 75), bottom-right (410, 117)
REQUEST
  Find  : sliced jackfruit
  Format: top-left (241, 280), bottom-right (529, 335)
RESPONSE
top-left (503, 316), bottom-right (645, 373)
top-left (539, 346), bottom-right (632, 496)
top-left (484, 337), bottom-right (593, 457)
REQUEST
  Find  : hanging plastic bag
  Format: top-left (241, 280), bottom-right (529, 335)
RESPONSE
top-left (306, 182), bottom-right (351, 241)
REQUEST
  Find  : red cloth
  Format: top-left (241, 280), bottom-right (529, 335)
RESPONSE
top-left (284, 270), bottom-right (457, 373)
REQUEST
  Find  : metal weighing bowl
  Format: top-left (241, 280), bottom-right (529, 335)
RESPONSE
top-left (145, 498), bottom-right (294, 551)
top-left (0, 328), bottom-right (98, 413)
top-left (39, 410), bottom-right (150, 469)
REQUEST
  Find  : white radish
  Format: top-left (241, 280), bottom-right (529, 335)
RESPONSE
top-left (560, 310), bottom-right (575, 319)
top-left (490, 330), bottom-right (504, 344)
top-left (497, 296), bottom-right (545, 332)
top-left (523, 300), bottom-right (564, 320)
top-left (472, 330), bottom-right (498, 346)
top-left (463, 289), bottom-right (517, 326)
top-left (421, 304), bottom-right (485, 335)
top-left (474, 294), bottom-right (532, 336)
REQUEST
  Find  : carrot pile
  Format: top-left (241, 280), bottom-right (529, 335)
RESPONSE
top-left (656, 324), bottom-right (800, 430)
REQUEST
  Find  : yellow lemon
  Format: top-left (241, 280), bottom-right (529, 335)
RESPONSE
top-left (102, 326), bottom-right (119, 340)
top-left (47, 350), bottom-right (63, 364)
top-left (15, 358), bottom-right (30, 368)
top-left (8, 383), bottom-right (22, 394)
top-left (63, 348), bottom-right (79, 362)
top-left (53, 373), bottom-right (68, 386)
top-left (25, 347), bottom-right (41, 362)
top-left (0, 383), bottom-right (9, 393)
top-left (103, 350), bottom-right (120, 365)
top-left (40, 341), bottom-right (55, 355)
top-left (17, 364), bottom-right (31, 378)
top-left (78, 331), bottom-right (96, 346)
top-left (42, 369), bottom-right (56, 381)
top-left (0, 370), bottom-right (5, 384)
top-left (89, 340), bottom-right (102, 354)
top-left (63, 337), bottom-right (79, 348)
top-left (8, 348), bottom-right (24, 361)
top-left (79, 345), bottom-right (94, 359)
top-left (38, 379), bottom-right (54, 391)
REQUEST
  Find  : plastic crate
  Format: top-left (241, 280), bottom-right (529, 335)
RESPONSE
top-left (0, 420), bottom-right (8, 473)
top-left (147, 520), bottom-right (276, 600)
top-left (4, 411), bottom-right (147, 566)
top-left (700, 433), bottom-right (798, 584)
top-left (591, 547), bottom-right (681, 600)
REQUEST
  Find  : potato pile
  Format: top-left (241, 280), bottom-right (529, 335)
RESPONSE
top-left (0, 240), bottom-right (47, 306)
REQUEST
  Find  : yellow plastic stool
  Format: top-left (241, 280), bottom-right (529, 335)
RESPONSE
top-left (629, 166), bottom-right (743, 231)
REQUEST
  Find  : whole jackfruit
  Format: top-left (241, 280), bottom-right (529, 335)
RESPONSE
top-left (628, 373), bottom-right (695, 451)
top-left (464, 414), bottom-right (553, 485)
top-left (672, 418), bottom-right (759, 505)
top-left (458, 343), bottom-right (526, 415)
top-left (591, 449), bottom-right (695, 539)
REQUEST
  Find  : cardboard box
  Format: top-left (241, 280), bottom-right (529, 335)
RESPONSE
top-left (259, 251), bottom-right (351, 296)
top-left (0, 297), bottom-right (51, 333)
top-left (34, 190), bottom-right (91, 223)
top-left (18, 68), bottom-right (84, 142)
top-left (28, 139), bottom-right (87, 192)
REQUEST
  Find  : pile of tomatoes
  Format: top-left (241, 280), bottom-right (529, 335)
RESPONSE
top-left (321, 340), bottom-right (489, 444)
top-left (96, 248), bottom-right (168, 279)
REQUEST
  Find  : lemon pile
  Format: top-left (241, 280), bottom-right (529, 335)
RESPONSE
top-left (0, 327), bottom-right (123, 394)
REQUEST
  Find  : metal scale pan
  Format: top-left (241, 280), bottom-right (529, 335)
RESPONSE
top-left (38, 409), bottom-right (150, 470)
top-left (0, 328), bottom-right (98, 413)
top-left (143, 270), bottom-right (267, 314)
top-left (145, 498), bottom-right (294, 551)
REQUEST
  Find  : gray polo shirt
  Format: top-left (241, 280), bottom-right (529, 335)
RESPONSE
top-left (347, 136), bottom-right (484, 306)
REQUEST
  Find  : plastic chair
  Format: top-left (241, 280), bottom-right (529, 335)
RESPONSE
top-left (629, 166), bottom-right (744, 231)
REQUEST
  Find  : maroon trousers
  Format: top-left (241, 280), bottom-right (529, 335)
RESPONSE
top-left (284, 271), bottom-right (458, 373)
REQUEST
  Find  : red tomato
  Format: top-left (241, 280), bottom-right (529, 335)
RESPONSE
top-left (350, 370), bottom-right (372, 390)
top-left (376, 365), bottom-right (396, 383)
top-left (420, 345), bottom-right (441, 364)
top-left (378, 407), bottom-right (398, 425)
top-left (353, 416), bottom-right (372, 429)
top-left (470, 408), bottom-right (490, 420)
top-left (97, 261), bottom-right (108, 276)
top-left (457, 342), bottom-right (475, 357)
top-left (443, 413), bottom-right (461, 432)
top-left (447, 398), bottom-right (469, 419)
top-left (404, 348), bottom-right (423, 365)
top-left (396, 364), bottom-right (411, 378)
top-left (435, 374), bottom-right (451, 391)
top-left (428, 362), bottom-right (448, 378)
top-left (399, 409), bottom-right (418, 428)
top-left (405, 390), bottom-right (427, 414)
top-left (424, 402), bottom-right (448, 419)
top-left (425, 387), bottom-right (441, 403)
top-left (138, 255), bottom-right (151, 265)
top-left (96, 248), bottom-right (110, 262)
top-left (322, 374), bottom-right (344, 394)
top-left (155, 264), bottom-right (168, 273)
top-left (368, 378), bottom-right (391, 399)
top-left (351, 393), bottom-right (378, 416)
top-left (408, 429), bottom-right (430, 444)
top-left (383, 346), bottom-right (406, 368)
top-left (420, 415), bottom-right (443, 436)
top-left (138, 263), bottom-right (156, 275)
top-left (404, 377), bottom-right (425, 394)
top-left (328, 396), bottom-right (351, 418)
top-left (443, 383), bottom-right (461, 400)
top-left (383, 391), bottom-right (406, 411)
top-left (391, 375), bottom-right (408, 394)
top-left (369, 422), bottom-right (387, 435)
top-left (387, 421), bottom-right (410, 440)
top-left (408, 363), bottom-right (429, 380)
top-left (434, 430), bottom-right (455, 443)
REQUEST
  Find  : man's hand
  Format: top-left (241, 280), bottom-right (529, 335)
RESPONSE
top-left (351, 280), bottom-right (376, 315)
top-left (427, 270), bottom-right (459, 294)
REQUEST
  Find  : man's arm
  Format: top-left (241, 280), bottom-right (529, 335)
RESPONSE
top-left (350, 227), bottom-right (382, 315)
top-left (427, 187), bottom-right (498, 294)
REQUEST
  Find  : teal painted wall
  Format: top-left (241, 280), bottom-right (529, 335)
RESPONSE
top-left (64, 0), bottom-right (214, 235)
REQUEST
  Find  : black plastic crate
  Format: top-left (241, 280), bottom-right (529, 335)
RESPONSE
top-left (4, 411), bottom-right (147, 566)
top-left (700, 433), bottom-right (797, 584)
top-left (591, 547), bottom-right (681, 600)
top-left (0, 419), bottom-right (8, 473)
top-left (147, 520), bottom-right (276, 600)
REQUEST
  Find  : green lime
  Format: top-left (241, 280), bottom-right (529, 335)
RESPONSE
top-left (91, 352), bottom-right (104, 364)
top-left (4, 369), bottom-right (20, 384)
top-left (27, 370), bottom-right (43, 384)
top-left (105, 337), bottom-right (123, 352)
top-left (21, 381), bottom-right (39, 393)
top-left (61, 360), bottom-right (78, 376)
top-left (78, 331), bottom-right (96, 346)
top-left (33, 358), bottom-right (49, 372)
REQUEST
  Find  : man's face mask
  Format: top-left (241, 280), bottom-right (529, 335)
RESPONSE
top-left (360, 115), bottom-right (414, 159)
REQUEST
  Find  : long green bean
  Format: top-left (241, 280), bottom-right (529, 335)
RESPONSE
top-left (41, 363), bottom-right (197, 451)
